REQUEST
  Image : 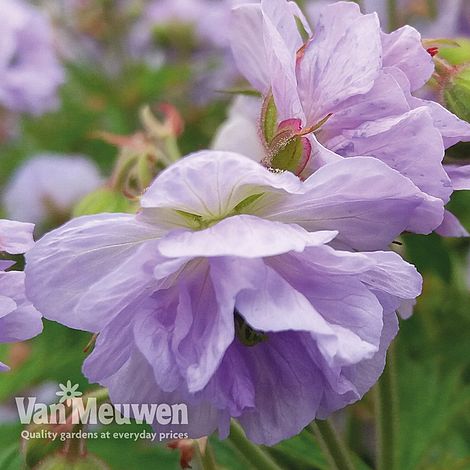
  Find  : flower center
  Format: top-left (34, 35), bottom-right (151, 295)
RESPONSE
top-left (234, 311), bottom-right (267, 347)
top-left (175, 193), bottom-right (264, 230)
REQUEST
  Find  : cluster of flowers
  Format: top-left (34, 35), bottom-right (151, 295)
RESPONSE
top-left (2, 0), bottom-right (470, 446)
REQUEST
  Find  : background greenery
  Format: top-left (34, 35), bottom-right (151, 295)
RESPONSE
top-left (0, 1), bottom-right (469, 468)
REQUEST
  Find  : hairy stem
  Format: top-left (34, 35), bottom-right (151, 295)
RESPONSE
top-left (229, 420), bottom-right (283, 470)
top-left (375, 344), bottom-right (399, 470)
top-left (311, 420), bottom-right (356, 470)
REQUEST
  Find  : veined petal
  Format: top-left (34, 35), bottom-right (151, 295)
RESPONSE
top-left (25, 213), bottom-right (162, 332)
top-left (134, 261), bottom-right (238, 394)
top-left (232, 257), bottom-right (337, 339)
top-left (262, 4), bottom-right (303, 121)
top-left (140, 151), bottom-right (303, 223)
top-left (231, 0), bottom-right (304, 99)
top-left (386, 67), bottom-right (470, 148)
top-left (231, 3), bottom-right (270, 92)
top-left (319, 71), bottom-right (410, 139)
top-left (445, 165), bottom-right (470, 191)
top-left (330, 107), bottom-right (452, 202)
top-left (298, 3), bottom-right (381, 125)
top-left (381, 26), bottom-right (434, 92)
top-left (256, 157), bottom-right (444, 250)
top-left (0, 219), bottom-right (34, 254)
top-left (234, 333), bottom-right (324, 445)
top-left (158, 215), bottom-right (337, 259)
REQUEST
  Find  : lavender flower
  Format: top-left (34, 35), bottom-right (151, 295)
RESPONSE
top-left (0, 0), bottom-right (64, 115)
top-left (230, 0), bottom-right (470, 235)
top-left (0, 220), bottom-right (42, 371)
top-left (25, 150), bottom-right (441, 443)
top-left (3, 154), bottom-right (102, 226)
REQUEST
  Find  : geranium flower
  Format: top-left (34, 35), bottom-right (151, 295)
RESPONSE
top-left (3, 154), bottom-right (102, 227)
top-left (25, 150), bottom-right (440, 443)
top-left (229, 0), bottom-right (470, 235)
top-left (0, 0), bottom-right (64, 115)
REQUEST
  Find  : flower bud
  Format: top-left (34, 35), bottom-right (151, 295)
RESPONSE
top-left (260, 95), bottom-right (311, 175)
top-left (72, 188), bottom-right (136, 217)
top-left (425, 38), bottom-right (470, 122)
top-left (443, 66), bottom-right (470, 122)
top-left (438, 38), bottom-right (470, 66)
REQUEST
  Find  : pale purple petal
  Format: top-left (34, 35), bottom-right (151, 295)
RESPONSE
top-left (0, 219), bottom-right (34, 254)
top-left (445, 165), bottom-right (470, 191)
top-left (257, 157), bottom-right (444, 250)
top-left (381, 26), bottom-right (434, 92)
top-left (158, 215), bottom-right (337, 259)
top-left (25, 214), bottom-right (162, 332)
top-left (327, 108), bottom-right (452, 202)
top-left (298, 3), bottom-right (381, 125)
top-left (0, 271), bottom-right (42, 342)
top-left (212, 96), bottom-right (265, 161)
top-left (231, 3), bottom-right (270, 92)
top-left (140, 151), bottom-right (303, 221)
top-left (435, 210), bottom-right (469, 237)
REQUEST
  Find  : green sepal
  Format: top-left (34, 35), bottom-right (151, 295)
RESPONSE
top-left (438, 38), bottom-right (470, 66)
top-left (261, 94), bottom-right (278, 145)
top-left (444, 67), bottom-right (470, 122)
top-left (270, 136), bottom-right (305, 173)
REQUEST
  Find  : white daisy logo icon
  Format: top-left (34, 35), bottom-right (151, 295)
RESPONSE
top-left (56, 380), bottom-right (83, 404)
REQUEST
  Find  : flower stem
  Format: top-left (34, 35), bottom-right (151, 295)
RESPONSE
top-left (310, 420), bottom-right (356, 470)
top-left (193, 442), bottom-right (218, 470)
top-left (375, 345), bottom-right (399, 470)
top-left (229, 420), bottom-right (283, 470)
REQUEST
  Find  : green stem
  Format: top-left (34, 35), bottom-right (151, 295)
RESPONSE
top-left (164, 135), bottom-right (182, 163)
top-left (310, 420), bottom-right (356, 470)
top-left (193, 442), bottom-right (219, 470)
top-left (375, 344), bottom-right (399, 470)
top-left (387, 0), bottom-right (399, 31)
top-left (229, 420), bottom-right (283, 470)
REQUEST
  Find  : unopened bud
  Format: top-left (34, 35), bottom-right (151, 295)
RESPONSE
top-left (72, 188), bottom-right (136, 217)
top-left (443, 66), bottom-right (470, 122)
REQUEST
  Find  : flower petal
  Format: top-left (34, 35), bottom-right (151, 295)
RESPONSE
top-left (435, 210), bottom-right (469, 237)
top-left (158, 215), bottom-right (337, 259)
top-left (0, 271), bottom-right (42, 342)
top-left (25, 214), bottom-right (162, 332)
top-left (330, 107), bottom-right (452, 202)
top-left (445, 165), bottom-right (470, 191)
top-left (298, 3), bottom-right (381, 124)
top-left (381, 26), bottom-right (434, 91)
top-left (0, 219), bottom-right (34, 254)
top-left (257, 157), bottom-right (444, 250)
top-left (140, 150), bottom-right (303, 223)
